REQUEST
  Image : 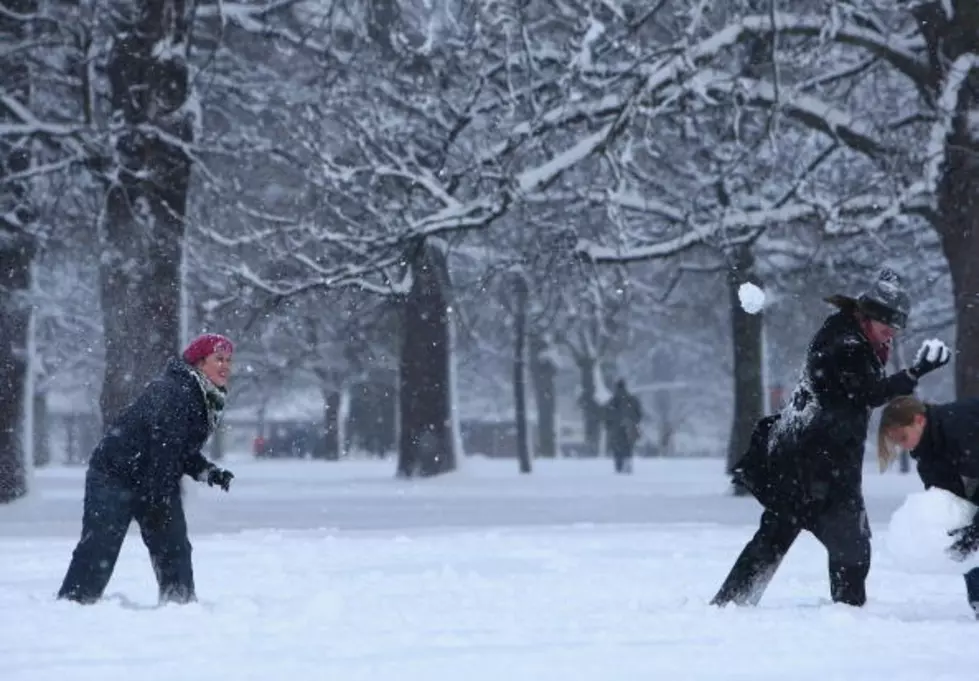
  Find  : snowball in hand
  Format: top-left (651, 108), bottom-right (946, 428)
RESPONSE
top-left (885, 488), bottom-right (979, 574)
top-left (737, 282), bottom-right (766, 314)
top-left (915, 338), bottom-right (951, 365)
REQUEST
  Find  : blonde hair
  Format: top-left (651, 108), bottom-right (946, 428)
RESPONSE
top-left (877, 396), bottom-right (926, 472)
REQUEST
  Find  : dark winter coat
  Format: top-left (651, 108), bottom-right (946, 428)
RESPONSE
top-left (88, 358), bottom-right (216, 503)
top-left (605, 388), bottom-right (642, 452)
top-left (911, 399), bottom-right (979, 506)
top-left (736, 311), bottom-right (916, 519)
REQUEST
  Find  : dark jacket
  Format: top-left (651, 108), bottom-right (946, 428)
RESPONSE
top-left (736, 311), bottom-right (915, 516)
top-left (605, 387), bottom-right (642, 449)
top-left (911, 399), bottom-right (979, 506)
top-left (89, 358), bottom-right (215, 502)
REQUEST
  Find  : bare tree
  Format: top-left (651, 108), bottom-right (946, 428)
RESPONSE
top-left (0, 0), bottom-right (39, 500)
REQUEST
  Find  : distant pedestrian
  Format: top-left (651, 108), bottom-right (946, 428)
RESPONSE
top-left (605, 379), bottom-right (643, 474)
top-left (58, 334), bottom-right (236, 605)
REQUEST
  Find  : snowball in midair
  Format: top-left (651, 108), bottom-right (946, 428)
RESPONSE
top-left (738, 282), bottom-right (766, 315)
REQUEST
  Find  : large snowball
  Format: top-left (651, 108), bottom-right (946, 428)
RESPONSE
top-left (885, 488), bottom-right (979, 574)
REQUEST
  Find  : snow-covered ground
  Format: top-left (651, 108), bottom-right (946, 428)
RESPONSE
top-left (1, 456), bottom-right (975, 681)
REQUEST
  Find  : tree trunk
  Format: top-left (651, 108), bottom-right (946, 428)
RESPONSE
top-left (397, 241), bottom-right (456, 477)
top-left (99, 0), bottom-right (196, 425)
top-left (530, 334), bottom-right (557, 458)
top-left (916, 2), bottom-right (979, 399)
top-left (0, 234), bottom-right (31, 501)
top-left (944, 230), bottom-right (979, 399)
top-left (0, 0), bottom-right (36, 502)
top-left (654, 389), bottom-right (675, 457)
top-left (512, 277), bottom-right (531, 474)
top-left (323, 391), bottom-right (340, 461)
top-left (935, 77), bottom-right (979, 399)
top-left (725, 245), bottom-right (764, 495)
top-left (33, 391), bottom-right (49, 467)
top-left (576, 356), bottom-right (602, 456)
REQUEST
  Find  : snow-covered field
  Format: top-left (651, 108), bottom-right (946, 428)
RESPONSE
top-left (1, 456), bottom-right (975, 681)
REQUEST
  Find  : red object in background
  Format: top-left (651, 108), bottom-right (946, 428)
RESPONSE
top-left (769, 385), bottom-right (786, 412)
top-left (253, 435), bottom-right (266, 457)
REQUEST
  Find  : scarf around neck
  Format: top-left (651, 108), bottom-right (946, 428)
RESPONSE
top-left (188, 366), bottom-right (227, 436)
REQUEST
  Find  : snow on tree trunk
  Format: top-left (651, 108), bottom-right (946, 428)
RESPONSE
top-left (0, 0), bottom-right (36, 502)
top-left (99, 0), bottom-right (197, 425)
top-left (530, 334), bottom-right (558, 459)
top-left (340, 385), bottom-right (353, 457)
top-left (397, 240), bottom-right (457, 478)
top-left (446, 288), bottom-right (465, 470)
top-left (725, 246), bottom-right (764, 496)
top-left (916, 1), bottom-right (979, 400)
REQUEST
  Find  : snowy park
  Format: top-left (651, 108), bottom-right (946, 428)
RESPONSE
top-left (3, 455), bottom-right (977, 681)
top-left (4, 3), bottom-right (979, 680)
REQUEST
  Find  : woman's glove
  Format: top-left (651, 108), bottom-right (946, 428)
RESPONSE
top-left (205, 466), bottom-right (234, 492)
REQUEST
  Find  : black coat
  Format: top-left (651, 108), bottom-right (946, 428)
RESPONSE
top-left (736, 311), bottom-right (915, 516)
top-left (89, 358), bottom-right (215, 502)
top-left (911, 399), bottom-right (979, 505)
top-left (605, 388), bottom-right (642, 450)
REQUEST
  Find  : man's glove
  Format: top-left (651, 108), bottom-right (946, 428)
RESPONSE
top-left (947, 523), bottom-right (979, 561)
top-left (909, 339), bottom-right (951, 379)
top-left (206, 466), bottom-right (234, 492)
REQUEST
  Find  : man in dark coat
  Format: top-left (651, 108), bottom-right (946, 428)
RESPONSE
top-left (878, 393), bottom-right (979, 616)
top-left (58, 334), bottom-right (236, 605)
top-left (605, 379), bottom-right (643, 473)
top-left (711, 268), bottom-right (951, 607)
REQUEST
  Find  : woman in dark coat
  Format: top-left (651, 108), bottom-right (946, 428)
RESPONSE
top-left (57, 334), bottom-right (236, 605)
top-left (879, 393), bottom-right (979, 616)
top-left (711, 268), bottom-right (951, 607)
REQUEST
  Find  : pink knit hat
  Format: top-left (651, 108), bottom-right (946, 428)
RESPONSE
top-left (182, 333), bottom-right (234, 365)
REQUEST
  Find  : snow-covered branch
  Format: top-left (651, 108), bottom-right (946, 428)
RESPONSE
top-left (577, 192), bottom-right (931, 264)
top-left (694, 69), bottom-right (890, 159)
top-left (731, 12), bottom-right (930, 89)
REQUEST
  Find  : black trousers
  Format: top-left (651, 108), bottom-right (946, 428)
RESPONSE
top-left (711, 501), bottom-right (872, 607)
top-left (612, 446), bottom-right (634, 473)
top-left (609, 435), bottom-right (635, 474)
top-left (963, 568), bottom-right (979, 615)
top-left (58, 469), bottom-right (195, 604)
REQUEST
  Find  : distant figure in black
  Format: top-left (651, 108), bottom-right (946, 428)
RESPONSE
top-left (878, 393), bottom-right (979, 617)
top-left (711, 268), bottom-right (951, 607)
top-left (605, 379), bottom-right (643, 474)
top-left (58, 334), bottom-right (237, 605)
